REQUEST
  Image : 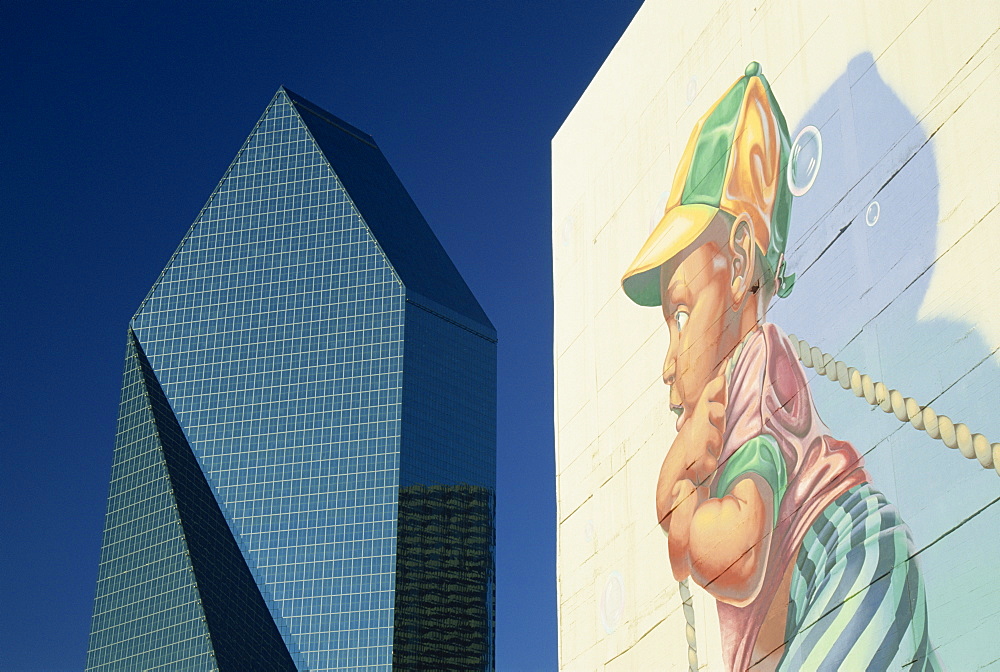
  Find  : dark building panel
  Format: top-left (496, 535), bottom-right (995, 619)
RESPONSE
top-left (393, 485), bottom-right (495, 671)
top-left (394, 299), bottom-right (497, 669)
top-left (398, 299), bottom-right (497, 489)
top-left (132, 332), bottom-right (297, 671)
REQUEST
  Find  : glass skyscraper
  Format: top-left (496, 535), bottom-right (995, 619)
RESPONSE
top-left (85, 89), bottom-right (496, 671)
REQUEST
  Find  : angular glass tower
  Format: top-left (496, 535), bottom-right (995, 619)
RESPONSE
top-left (86, 89), bottom-right (496, 672)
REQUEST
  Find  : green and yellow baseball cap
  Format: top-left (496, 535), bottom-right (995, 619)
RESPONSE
top-left (622, 62), bottom-right (795, 306)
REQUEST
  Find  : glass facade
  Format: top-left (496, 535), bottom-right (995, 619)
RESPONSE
top-left (87, 89), bottom-right (496, 671)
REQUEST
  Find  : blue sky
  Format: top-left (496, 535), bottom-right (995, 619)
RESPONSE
top-left (1, 2), bottom-right (643, 669)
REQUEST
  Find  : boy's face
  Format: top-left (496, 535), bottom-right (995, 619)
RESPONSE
top-left (659, 237), bottom-right (744, 431)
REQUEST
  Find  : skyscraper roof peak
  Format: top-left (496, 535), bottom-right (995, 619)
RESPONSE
top-left (278, 86), bottom-right (376, 148)
top-left (134, 88), bottom-right (494, 338)
top-left (279, 87), bottom-right (495, 335)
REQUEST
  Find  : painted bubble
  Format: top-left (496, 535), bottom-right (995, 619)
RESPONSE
top-left (866, 201), bottom-right (880, 227)
top-left (686, 77), bottom-right (698, 104)
top-left (561, 216), bottom-right (575, 247)
top-left (788, 125), bottom-right (823, 197)
top-left (584, 519), bottom-right (595, 543)
top-left (600, 571), bottom-right (625, 634)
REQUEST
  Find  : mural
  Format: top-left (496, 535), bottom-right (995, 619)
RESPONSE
top-left (552, 4), bottom-right (999, 671)
top-left (620, 61), bottom-right (949, 671)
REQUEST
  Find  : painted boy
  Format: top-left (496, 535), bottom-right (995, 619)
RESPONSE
top-left (621, 63), bottom-right (938, 671)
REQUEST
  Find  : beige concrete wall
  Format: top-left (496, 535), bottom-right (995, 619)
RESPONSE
top-left (553, 1), bottom-right (999, 669)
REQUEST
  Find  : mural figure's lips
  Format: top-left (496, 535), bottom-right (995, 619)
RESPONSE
top-left (671, 404), bottom-right (684, 430)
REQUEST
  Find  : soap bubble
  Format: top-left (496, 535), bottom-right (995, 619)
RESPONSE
top-left (865, 201), bottom-right (880, 227)
top-left (686, 77), bottom-right (697, 104)
top-left (561, 216), bottom-right (574, 247)
top-left (600, 571), bottom-right (625, 634)
top-left (788, 125), bottom-right (822, 197)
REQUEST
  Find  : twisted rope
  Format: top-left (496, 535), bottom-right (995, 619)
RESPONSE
top-left (787, 334), bottom-right (999, 476)
top-left (678, 578), bottom-right (698, 671)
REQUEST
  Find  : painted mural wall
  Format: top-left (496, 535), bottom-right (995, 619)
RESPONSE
top-left (552, 1), bottom-right (999, 670)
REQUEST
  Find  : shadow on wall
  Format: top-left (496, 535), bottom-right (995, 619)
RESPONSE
top-left (769, 52), bottom-right (999, 667)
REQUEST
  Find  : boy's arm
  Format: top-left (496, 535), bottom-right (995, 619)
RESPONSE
top-left (670, 435), bottom-right (786, 606)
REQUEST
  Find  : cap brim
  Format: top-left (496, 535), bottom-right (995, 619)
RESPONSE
top-left (621, 203), bottom-right (718, 306)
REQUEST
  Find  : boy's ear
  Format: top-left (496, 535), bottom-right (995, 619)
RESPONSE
top-left (728, 214), bottom-right (756, 308)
